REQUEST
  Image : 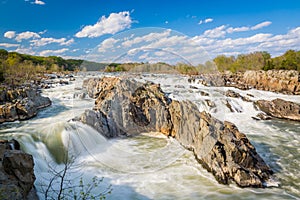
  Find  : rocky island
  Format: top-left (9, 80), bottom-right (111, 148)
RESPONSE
top-left (80, 77), bottom-right (275, 187)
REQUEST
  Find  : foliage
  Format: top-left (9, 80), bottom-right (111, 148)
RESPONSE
top-left (0, 49), bottom-right (83, 86)
top-left (41, 155), bottom-right (112, 200)
top-left (214, 50), bottom-right (300, 72)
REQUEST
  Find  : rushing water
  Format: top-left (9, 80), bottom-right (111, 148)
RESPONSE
top-left (0, 73), bottom-right (300, 199)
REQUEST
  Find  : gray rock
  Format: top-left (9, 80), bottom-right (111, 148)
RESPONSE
top-left (80, 77), bottom-right (274, 187)
top-left (0, 88), bottom-right (51, 123)
top-left (0, 140), bottom-right (37, 200)
top-left (255, 98), bottom-right (300, 121)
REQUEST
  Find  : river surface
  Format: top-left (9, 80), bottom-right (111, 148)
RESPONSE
top-left (0, 73), bottom-right (299, 199)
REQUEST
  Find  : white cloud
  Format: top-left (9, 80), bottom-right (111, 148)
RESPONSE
top-left (251, 21), bottom-right (272, 30)
top-left (31, 0), bottom-right (45, 5)
top-left (98, 38), bottom-right (119, 52)
top-left (4, 31), bottom-right (16, 39)
top-left (226, 26), bottom-right (250, 33)
top-left (0, 43), bottom-right (19, 48)
top-left (38, 30), bottom-right (47, 35)
top-left (203, 25), bottom-right (226, 38)
top-left (122, 29), bottom-right (172, 47)
top-left (39, 48), bottom-right (69, 56)
top-left (30, 37), bottom-right (74, 47)
top-left (75, 11), bottom-right (132, 38)
top-left (205, 18), bottom-right (213, 23)
top-left (198, 18), bottom-right (213, 25)
top-left (15, 31), bottom-right (40, 42)
top-left (15, 46), bottom-right (36, 55)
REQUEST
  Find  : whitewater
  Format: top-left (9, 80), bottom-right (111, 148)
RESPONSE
top-left (0, 73), bottom-right (299, 199)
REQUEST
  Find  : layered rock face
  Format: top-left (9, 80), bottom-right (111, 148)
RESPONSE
top-left (81, 77), bottom-right (273, 187)
top-left (255, 98), bottom-right (300, 121)
top-left (0, 140), bottom-right (37, 199)
top-left (0, 88), bottom-right (51, 123)
top-left (224, 70), bottom-right (300, 94)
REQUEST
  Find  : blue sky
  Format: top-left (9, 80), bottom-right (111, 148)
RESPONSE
top-left (0, 0), bottom-right (300, 64)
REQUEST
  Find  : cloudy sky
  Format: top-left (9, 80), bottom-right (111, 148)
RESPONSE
top-left (0, 0), bottom-right (300, 64)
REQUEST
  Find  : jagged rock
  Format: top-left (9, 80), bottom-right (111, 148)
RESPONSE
top-left (225, 90), bottom-right (241, 98)
top-left (190, 85), bottom-right (199, 89)
top-left (255, 113), bottom-right (272, 120)
top-left (200, 91), bottom-right (209, 96)
top-left (80, 77), bottom-right (273, 188)
top-left (0, 140), bottom-right (37, 200)
top-left (225, 90), bottom-right (252, 102)
top-left (205, 99), bottom-right (216, 108)
top-left (0, 88), bottom-right (51, 123)
top-left (255, 98), bottom-right (300, 121)
top-left (224, 70), bottom-right (300, 95)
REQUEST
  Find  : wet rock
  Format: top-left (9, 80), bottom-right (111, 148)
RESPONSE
top-left (80, 77), bottom-right (274, 188)
top-left (200, 91), bottom-right (209, 96)
top-left (225, 90), bottom-right (252, 102)
top-left (255, 113), bottom-right (272, 120)
top-left (0, 89), bottom-right (51, 123)
top-left (190, 85), bottom-right (199, 89)
top-left (205, 99), bottom-right (216, 108)
top-left (0, 140), bottom-right (37, 200)
top-left (255, 98), bottom-right (300, 121)
top-left (225, 90), bottom-right (241, 98)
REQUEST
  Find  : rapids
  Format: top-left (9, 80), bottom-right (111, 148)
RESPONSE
top-left (0, 73), bottom-right (299, 199)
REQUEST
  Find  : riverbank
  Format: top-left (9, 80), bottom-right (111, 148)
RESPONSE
top-left (189, 70), bottom-right (299, 95)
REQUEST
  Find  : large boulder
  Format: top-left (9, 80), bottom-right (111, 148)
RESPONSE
top-left (0, 88), bottom-right (51, 123)
top-left (255, 98), bottom-right (300, 121)
top-left (80, 77), bottom-right (274, 187)
top-left (0, 140), bottom-right (37, 200)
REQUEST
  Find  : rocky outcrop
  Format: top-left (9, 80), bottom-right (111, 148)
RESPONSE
top-left (255, 98), bottom-right (300, 121)
top-left (80, 77), bottom-right (274, 187)
top-left (224, 70), bottom-right (300, 95)
top-left (0, 88), bottom-right (51, 123)
top-left (0, 140), bottom-right (37, 200)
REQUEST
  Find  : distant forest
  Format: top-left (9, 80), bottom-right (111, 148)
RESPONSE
top-left (0, 49), bottom-right (299, 86)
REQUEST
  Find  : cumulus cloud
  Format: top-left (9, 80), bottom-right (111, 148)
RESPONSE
top-left (203, 25), bottom-right (227, 38)
top-left (15, 31), bottom-right (40, 42)
top-left (198, 18), bottom-right (213, 25)
top-left (251, 21), bottom-right (272, 30)
top-left (4, 31), bottom-right (16, 39)
top-left (75, 11), bottom-right (133, 38)
top-left (30, 37), bottom-right (74, 47)
top-left (31, 0), bottom-right (45, 5)
top-left (0, 43), bottom-right (19, 48)
top-left (98, 38), bottom-right (119, 52)
top-left (39, 48), bottom-right (69, 56)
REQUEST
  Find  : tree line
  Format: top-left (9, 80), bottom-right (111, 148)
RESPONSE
top-left (1, 48), bottom-right (299, 86)
top-left (213, 50), bottom-right (300, 73)
top-left (0, 49), bottom-right (83, 86)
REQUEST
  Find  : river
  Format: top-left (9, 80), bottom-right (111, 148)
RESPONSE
top-left (0, 73), bottom-right (299, 199)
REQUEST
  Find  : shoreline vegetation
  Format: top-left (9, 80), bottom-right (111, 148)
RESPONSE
top-left (0, 49), bottom-right (299, 89)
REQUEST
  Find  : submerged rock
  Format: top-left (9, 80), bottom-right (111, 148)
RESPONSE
top-left (255, 98), bottom-right (300, 121)
top-left (80, 77), bottom-right (274, 188)
top-left (0, 140), bottom-right (37, 200)
top-left (0, 88), bottom-right (51, 123)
